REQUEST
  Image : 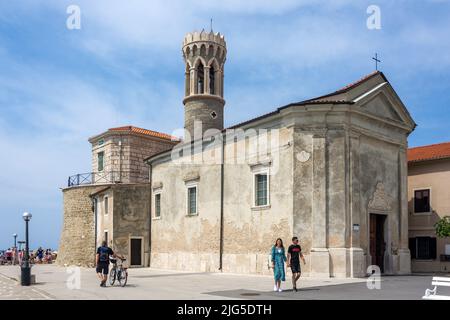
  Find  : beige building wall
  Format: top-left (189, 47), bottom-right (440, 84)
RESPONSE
top-left (150, 127), bottom-right (294, 274)
top-left (408, 158), bottom-right (450, 272)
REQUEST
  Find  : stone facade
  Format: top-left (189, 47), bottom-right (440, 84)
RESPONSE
top-left (57, 127), bottom-right (176, 267)
top-left (57, 185), bottom-right (107, 267)
top-left (147, 71), bottom-right (416, 277)
top-left (89, 127), bottom-right (178, 183)
top-left (59, 30), bottom-right (417, 278)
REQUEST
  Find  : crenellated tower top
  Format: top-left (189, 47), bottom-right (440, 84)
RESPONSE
top-left (182, 29), bottom-right (227, 137)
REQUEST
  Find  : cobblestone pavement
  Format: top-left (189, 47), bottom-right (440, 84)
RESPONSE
top-left (0, 274), bottom-right (53, 300)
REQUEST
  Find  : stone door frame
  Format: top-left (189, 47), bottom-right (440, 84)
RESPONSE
top-left (128, 236), bottom-right (144, 267)
top-left (367, 211), bottom-right (391, 274)
top-left (367, 182), bottom-right (393, 274)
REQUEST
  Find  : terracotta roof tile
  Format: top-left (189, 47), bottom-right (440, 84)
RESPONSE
top-left (408, 141), bottom-right (450, 163)
top-left (109, 126), bottom-right (179, 141)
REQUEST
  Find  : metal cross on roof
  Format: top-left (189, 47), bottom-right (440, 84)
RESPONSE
top-left (372, 53), bottom-right (381, 71)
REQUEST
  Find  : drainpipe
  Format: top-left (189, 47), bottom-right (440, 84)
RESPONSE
top-left (148, 163), bottom-right (153, 267)
top-left (118, 136), bottom-right (123, 182)
top-left (92, 196), bottom-right (97, 266)
top-left (219, 135), bottom-right (225, 271)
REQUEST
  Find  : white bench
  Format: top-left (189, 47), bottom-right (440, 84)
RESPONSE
top-left (423, 277), bottom-right (450, 300)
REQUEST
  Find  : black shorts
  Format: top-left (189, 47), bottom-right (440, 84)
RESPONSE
top-left (96, 262), bottom-right (109, 275)
top-left (291, 262), bottom-right (301, 274)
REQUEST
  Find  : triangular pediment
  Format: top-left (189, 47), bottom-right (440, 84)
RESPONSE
top-left (360, 92), bottom-right (403, 122)
top-left (352, 81), bottom-right (416, 130)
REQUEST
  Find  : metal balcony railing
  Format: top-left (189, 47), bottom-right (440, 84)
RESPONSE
top-left (67, 171), bottom-right (149, 187)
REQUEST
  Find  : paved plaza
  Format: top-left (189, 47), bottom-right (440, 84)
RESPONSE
top-left (0, 265), bottom-right (447, 300)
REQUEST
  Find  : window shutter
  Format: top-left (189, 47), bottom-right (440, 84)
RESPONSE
top-left (409, 238), bottom-right (416, 259)
top-left (430, 238), bottom-right (437, 260)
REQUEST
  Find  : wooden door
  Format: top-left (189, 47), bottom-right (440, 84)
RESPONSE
top-left (370, 214), bottom-right (377, 266)
top-left (369, 214), bottom-right (386, 273)
top-left (130, 238), bottom-right (142, 266)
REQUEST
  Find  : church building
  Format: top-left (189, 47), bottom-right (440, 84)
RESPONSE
top-left (58, 30), bottom-right (416, 278)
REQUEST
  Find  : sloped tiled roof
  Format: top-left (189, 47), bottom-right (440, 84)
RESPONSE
top-left (408, 141), bottom-right (450, 163)
top-left (290, 71), bottom-right (384, 103)
top-left (227, 72), bottom-right (382, 129)
top-left (109, 126), bottom-right (179, 141)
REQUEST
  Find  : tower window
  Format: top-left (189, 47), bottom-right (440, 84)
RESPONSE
top-left (197, 63), bottom-right (204, 94)
top-left (155, 193), bottom-right (161, 218)
top-left (104, 196), bottom-right (109, 215)
top-left (209, 66), bottom-right (215, 94)
top-left (98, 151), bottom-right (104, 172)
top-left (185, 64), bottom-right (191, 96)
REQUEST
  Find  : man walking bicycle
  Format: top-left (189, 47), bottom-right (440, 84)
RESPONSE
top-left (96, 241), bottom-right (122, 287)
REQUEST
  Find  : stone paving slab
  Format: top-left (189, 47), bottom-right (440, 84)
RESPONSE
top-left (0, 265), bottom-right (445, 300)
top-left (0, 274), bottom-right (53, 300)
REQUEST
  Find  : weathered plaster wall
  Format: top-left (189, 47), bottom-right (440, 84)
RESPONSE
top-left (150, 126), bottom-right (294, 274)
top-left (150, 162), bottom-right (222, 272)
top-left (112, 184), bottom-right (151, 267)
top-left (358, 134), bottom-right (403, 274)
top-left (221, 127), bottom-right (294, 275)
top-left (96, 191), bottom-right (114, 247)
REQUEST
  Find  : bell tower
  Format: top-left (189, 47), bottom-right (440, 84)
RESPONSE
top-left (182, 30), bottom-right (227, 138)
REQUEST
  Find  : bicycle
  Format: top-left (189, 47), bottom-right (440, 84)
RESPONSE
top-left (109, 258), bottom-right (128, 287)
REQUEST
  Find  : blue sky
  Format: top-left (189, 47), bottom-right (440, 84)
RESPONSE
top-left (1, 0), bottom-right (449, 250)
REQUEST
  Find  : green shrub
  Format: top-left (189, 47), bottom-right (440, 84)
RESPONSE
top-left (435, 216), bottom-right (450, 238)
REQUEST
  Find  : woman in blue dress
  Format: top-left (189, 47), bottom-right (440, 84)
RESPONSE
top-left (271, 238), bottom-right (287, 292)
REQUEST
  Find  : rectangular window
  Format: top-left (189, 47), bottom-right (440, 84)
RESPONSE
top-left (409, 237), bottom-right (437, 260)
top-left (414, 189), bottom-right (430, 213)
top-left (187, 186), bottom-right (197, 215)
top-left (104, 231), bottom-right (108, 246)
top-left (104, 196), bottom-right (109, 215)
top-left (255, 173), bottom-right (268, 206)
top-left (155, 193), bottom-right (161, 218)
top-left (98, 152), bottom-right (104, 172)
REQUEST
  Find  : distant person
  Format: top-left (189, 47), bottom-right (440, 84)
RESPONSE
top-left (287, 236), bottom-right (306, 292)
top-left (96, 241), bottom-right (122, 287)
top-left (18, 249), bottom-right (24, 265)
top-left (5, 248), bottom-right (12, 264)
top-left (12, 247), bottom-right (17, 265)
top-left (271, 238), bottom-right (287, 292)
top-left (36, 247), bottom-right (44, 263)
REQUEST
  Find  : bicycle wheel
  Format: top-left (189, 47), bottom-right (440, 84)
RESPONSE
top-left (109, 267), bottom-right (116, 285)
top-left (118, 268), bottom-right (128, 287)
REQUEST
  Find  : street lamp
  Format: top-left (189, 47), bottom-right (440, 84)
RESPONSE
top-left (12, 233), bottom-right (17, 248)
top-left (21, 212), bottom-right (32, 286)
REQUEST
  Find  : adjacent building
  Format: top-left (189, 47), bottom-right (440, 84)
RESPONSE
top-left (408, 142), bottom-right (450, 273)
top-left (57, 126), bottom-right (178, 267)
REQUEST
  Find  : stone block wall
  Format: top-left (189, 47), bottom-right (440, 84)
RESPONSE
top-left (90, 133), bottom-right (176, 183)
top-left (57, 185), bottom-right (107, 267)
